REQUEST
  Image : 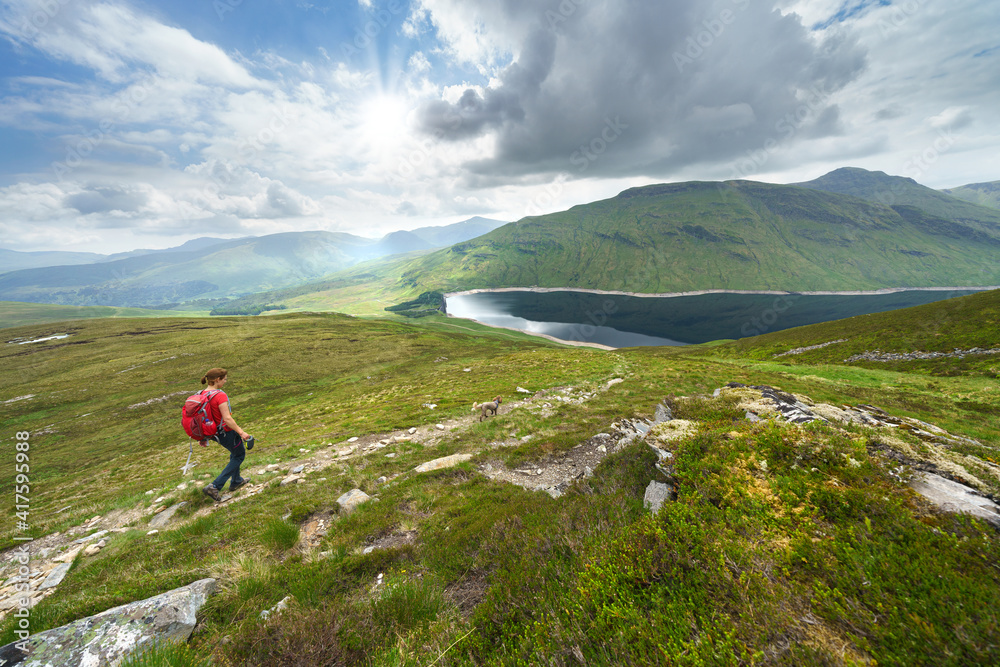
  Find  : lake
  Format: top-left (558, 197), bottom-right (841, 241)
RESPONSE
top-left (445, 289), bottom-right (981, 348)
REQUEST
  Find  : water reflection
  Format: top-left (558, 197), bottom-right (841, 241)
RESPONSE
top-left (446, 289), bottom-right (979, 348)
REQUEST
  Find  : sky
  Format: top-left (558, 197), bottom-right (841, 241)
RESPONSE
top-left (0, 0), bottom-right (998, 254)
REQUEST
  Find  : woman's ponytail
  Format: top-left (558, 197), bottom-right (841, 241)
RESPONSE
top-left (201, 367), bottom-right (228, 385)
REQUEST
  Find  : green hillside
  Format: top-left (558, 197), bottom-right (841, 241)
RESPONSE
top-left (703, 288), bottom-right (1000, 373)
top-left (0, 301), bottom-right (210, 329)
top-left (1, 294), bottom-right (999, 665)
top-left (380, 179), bottom-right (1000, 295)
top-left (797, 167), bottom-right (1000, 233)
top-left (942, 180), bottom-right (1000, 210)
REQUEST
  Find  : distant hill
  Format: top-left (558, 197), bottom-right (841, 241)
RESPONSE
top-left (0, 249), bottom-right (105, 274)
top-left (0, 237), bottom-right (235, 275)
top-left (99, 237), bottom-right (238, 262)
top-left (409, 217), bottom-right (508, 247)
top-left (941, 180), bottom-right (1000, 210)
top-left (0, 219), bottom-right (509, 309)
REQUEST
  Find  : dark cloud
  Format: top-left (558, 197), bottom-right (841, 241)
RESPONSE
top-left (416, 0), bottom-right (867, 183)
top-left (64, 186), bottom-right (149, 214)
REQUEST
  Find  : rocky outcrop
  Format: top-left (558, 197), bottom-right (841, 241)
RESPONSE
top-left (845, 346), bottom-right (1000, 363)
top-left (774, 339), bottom-right (848, 357)
top-left (719, 383), bottom-right (1000, 528)
top-left (0, 578), bottom-right (216, 667)
top-left (910, 472), bottom-right (1000, 529)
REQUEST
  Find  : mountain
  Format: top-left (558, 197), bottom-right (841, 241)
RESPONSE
top-left (0, 231), bottom-right (410, 308)
top-left (0, 218), bottom-right (509, 308)
top-left (408, 216), bottom-right (508, 247)
top-left (941, 180), bottom-right (1000, 210)
top-left (100, 236), bottom-right (238, 262)
top-left (380, 176), bottom-right (1000, 296)
top-left (0, 248), bottom-right (105, 274)
top-left (795, 167), bottom-right (1000, 235)
top-left (0, 238), bottom-right (236, 275)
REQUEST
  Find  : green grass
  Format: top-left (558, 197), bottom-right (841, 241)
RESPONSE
top-left (0, 301), bottom-right (208, 329)
top-left (1, 302), bottom-right (999, 665)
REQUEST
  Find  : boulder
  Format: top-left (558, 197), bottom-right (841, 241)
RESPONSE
top-left (643, 481), bottom-right (673, 514)
top-left (0, 578), bottom-right (216, 667)
top-left (337, 489), bottom-right (371, 513)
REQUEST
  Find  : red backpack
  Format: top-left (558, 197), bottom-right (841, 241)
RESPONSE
top-left (181, 389), bottom-right (222, 441)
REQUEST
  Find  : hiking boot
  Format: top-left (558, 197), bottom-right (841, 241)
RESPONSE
top-left (230, 477), bottom-right (251, 492)
top-left (202, 484), bottom-right (221, 502)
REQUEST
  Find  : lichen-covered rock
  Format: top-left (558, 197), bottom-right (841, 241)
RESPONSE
top-left (643, 481), bottom-right (674, 514)
top-left (0, 578), bottom-right (216, 666)
top-left (336, 489), bottom-right (371, 513)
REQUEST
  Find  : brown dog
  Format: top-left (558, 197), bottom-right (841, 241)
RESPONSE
top-left (472, 395), bottom-right (502, 421)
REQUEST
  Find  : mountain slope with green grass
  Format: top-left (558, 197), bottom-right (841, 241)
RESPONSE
top-left (378, 178), bottom-right (1000, 295)
top-left (0, 219), bottom-right (506, 310)
top-left (796, 167), bottom-right (1000, 234)
top-left (0, 301), bottom-right (213, 329)
top-left (942, 179), bottom-right (1000, 210)
top-left (1, 292), bottom-right (999, 665)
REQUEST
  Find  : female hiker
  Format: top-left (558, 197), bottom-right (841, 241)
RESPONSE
top-left (198, 367), bottom-right (253, 501)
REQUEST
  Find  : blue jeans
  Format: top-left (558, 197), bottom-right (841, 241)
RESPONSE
top-left (212, 430), bottom-right (245, 490)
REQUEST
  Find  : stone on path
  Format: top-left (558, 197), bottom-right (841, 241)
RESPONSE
top-left (148, 502), bottom-right (187, 530)
top-left (37, 563), bottom-right (72, 592)
top-left (337, 489), bottom-right (371, 513)
top-left (0, 578), bottom-right (216, 667)
top-left (414, 453), bottom-right (472, 473)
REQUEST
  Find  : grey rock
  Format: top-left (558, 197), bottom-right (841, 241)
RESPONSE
top-left (148, 502), bottom-right (187, 530)
top-left (337, 489), bottom-right (371, 513)
top-left (71, 530), bottom-right (109, 545)
top-left (0, 578), bottom-right (216, 667)
top-left (290, 465), bottom-right (305, 474)
top-left (644, 481), bottom-right (673, 514)
top-left (654, 403), bottom-right (673, 423)
top-left (910, 472), bottom-right (1000, 528)
top-left (414, 454), bottom-right (472, 473)
top-left (38, 563), bottom-right (72, 591)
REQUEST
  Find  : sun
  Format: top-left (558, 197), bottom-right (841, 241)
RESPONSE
top-left (359, 94), bottom-right (411, 152)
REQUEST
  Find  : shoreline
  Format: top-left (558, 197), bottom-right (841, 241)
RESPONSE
top-left (442, 313), bottom-right (616, 350)
top-left (444, 286), bottom-right (1000, 299)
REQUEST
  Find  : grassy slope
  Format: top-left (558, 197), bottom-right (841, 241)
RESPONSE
top-left (0, 301), bottom-right (210, 329)
top-left (219, 180), bottom-right (1000, 319)
top-left (942, 181), bottom-right (1000, 210)
top-left (796, 167), bottom-right (1000, 229)
top-left (1, 302), bottom-right (999, 665)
